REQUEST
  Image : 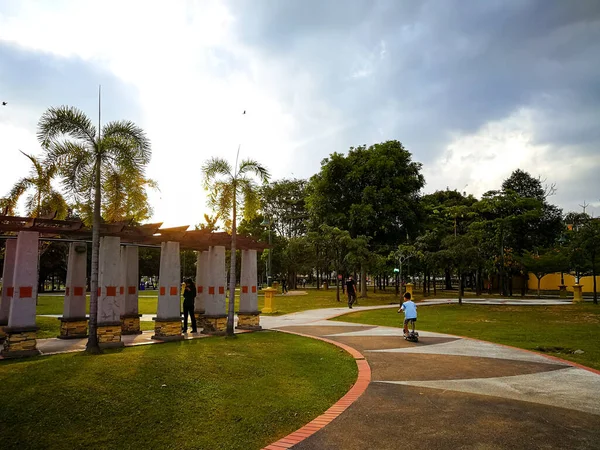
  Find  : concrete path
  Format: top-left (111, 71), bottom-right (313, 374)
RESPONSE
top-left (263, 302), bottom-right (600, 450)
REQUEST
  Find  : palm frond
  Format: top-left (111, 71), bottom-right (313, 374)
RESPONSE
top-left (201, 157), bottom-right (232, 189)
top-left (237, 158), bottom-right (270, 184)
top-left (102, 121), bottom-right (151, 164)
top-left (37, 106), bottom-right (97, 148)
top-left (240, 179), bottom-right (261, 221)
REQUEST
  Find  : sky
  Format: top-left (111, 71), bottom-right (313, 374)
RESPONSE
top-left (1, 0), bottom-right (599, 227)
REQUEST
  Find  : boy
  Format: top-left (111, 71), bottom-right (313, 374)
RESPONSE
top-left (398, 292), bottom-right (417, 336)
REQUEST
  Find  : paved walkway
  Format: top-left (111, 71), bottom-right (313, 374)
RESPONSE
top-left (261, 302), bottom-right (600, 450)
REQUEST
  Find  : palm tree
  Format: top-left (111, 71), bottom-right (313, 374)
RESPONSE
top-left (38, 106), bottom-right (151, 353)
top-left (0, 151), bottom-right (68, 218)
top-left (202, 157), bottom-right (270, 336)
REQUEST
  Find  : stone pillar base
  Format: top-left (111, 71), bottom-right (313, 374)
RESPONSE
top-left (236, 311), bottom-right (262, 330)
top-left (0, 321), bottom-right (7, 344)
top-left (572, 284), bottom-right (584, 303)
top-left (194, 311), bottom-right (206, 330)
top-left (558, 285), bottom-right (568, 298)
top-left (58, 317), bottom-right (88, 339)
top-left (152, 318), bottom-right (183, 341)
top-left (121, 314), bottom-right (142, 335)
top-left (1, 326), bottom-right (41, 358)
top-left (201, 315), bottom-right (227, 335)
top-left (97, 322), bottom-right (124, 348)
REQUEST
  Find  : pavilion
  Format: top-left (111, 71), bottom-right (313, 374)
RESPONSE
top-left (0, 214), bottom-right (267, 358)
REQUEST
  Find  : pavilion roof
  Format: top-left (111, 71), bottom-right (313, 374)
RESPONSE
top-left (0, 215), bottom-right (268, 251)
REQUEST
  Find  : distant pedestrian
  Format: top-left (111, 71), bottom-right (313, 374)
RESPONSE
top-left (182, 278), bottom-right (197, 333)
top-left (346, 276), bottom-right (357, 308)
top-left (281, 277), bottom-right (288, 294)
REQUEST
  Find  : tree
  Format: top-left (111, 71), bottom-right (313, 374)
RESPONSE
top-left (567, 216), bottom-right (600, 304)
top-left (519, 248), bottom-right (569, 298)
top-left (202, 157), bottom-right (270, 336)
top-left (438, 234), bottom-right (478, 304)
top-left (1, 151), bottom-right (68, 218)
top-left (103, 167), bottom-right (158, 223)
top-left (39, 106), bottom-right (151, 353)
top-left (261, 179), bottom-right (309, 239)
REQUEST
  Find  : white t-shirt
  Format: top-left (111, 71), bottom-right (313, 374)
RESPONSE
top-left (401, 300), bottom-right (417, 319)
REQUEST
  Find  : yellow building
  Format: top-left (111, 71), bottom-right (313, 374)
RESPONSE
top-left (528, 272), bottom-right (600, 292)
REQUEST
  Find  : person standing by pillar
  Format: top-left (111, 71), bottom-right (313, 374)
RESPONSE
top-left (182, 278), bottom-right (197, 333)
top-left (346, 275), bottom-right (357, 309)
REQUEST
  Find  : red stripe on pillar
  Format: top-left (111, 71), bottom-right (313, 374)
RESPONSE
top-left (106, 286), bottom-right (117, 297)
top-left (160, 287), bottom-right (166, 295)
top-left (128, 286), bottom-right (136, 295)
top-left (119, 286), bottom-right (124, 295)
top-left (97, 287), bottom-right (101, 296)
top-left (20, 286), bottom-right (33, 298)
top-left (208, 287), bottom-right (215, 295)
top-left (219, 286), bottom-right (225, 295)
top-left (6, 287), bottom-right (14, 297)
top-left (252, 286), bottom-right (257, 293)
top-left (170, 286), bottom-right (178, 295)
top-left (242, 286), bottom-right (248, 293)
top-left (197, 286), bottom-right (203, 294)
top-left (65, 287), bottom-right (70, 296)
top-left (74, 287), bottom-right (84, 296)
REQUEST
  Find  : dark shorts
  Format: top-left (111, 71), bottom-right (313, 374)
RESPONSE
top-left (404, 318), bottom-right (417, 325)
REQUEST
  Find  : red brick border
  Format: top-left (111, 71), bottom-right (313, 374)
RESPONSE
top-left (262, 330), bottom-right (371, 449)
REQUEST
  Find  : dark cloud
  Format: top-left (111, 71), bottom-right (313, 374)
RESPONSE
top-left (227, 0), bottom-right (599, 155)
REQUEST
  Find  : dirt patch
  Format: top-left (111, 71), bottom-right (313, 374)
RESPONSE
top-left (330, 335), bottom-right (458, 352)
top-left (276, 325), bottom-right (376, 337)
top-left (365, 352), bottom-right (566, 382)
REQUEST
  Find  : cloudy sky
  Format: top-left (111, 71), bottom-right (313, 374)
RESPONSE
top-left (1, 0), bottom-right (599, 227)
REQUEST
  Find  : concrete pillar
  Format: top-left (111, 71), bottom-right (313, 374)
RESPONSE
top-left (0, 238), bottom-right (17, 343)
top-left (194, 250), bottom-right (209, 329)
top-left (572, 284), bottom-right (583, 303)
top-left (58, 242), bottom-right (88, 339)
top-left (237, 249), bottom-right (261, 330)
top-left (202, 245), bottom-right (227, 335)
top-left (1, 231), bottom-right (40, 357)
top-left (97, 236), bottom-right (124, 348)
top-left (120, 245), bottom-right (141, 334)
top-left (152, 241), bottom-right (183, 341)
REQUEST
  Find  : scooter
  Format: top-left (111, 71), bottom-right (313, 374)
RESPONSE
top-left (403, 319), bottom-right (419, 342)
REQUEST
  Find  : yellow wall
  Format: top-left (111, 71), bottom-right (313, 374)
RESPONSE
top-left (528, 272), bottom-right (600, 292)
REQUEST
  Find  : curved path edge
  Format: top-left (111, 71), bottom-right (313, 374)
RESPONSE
top-left (262, 330), bottom-right (371, 450)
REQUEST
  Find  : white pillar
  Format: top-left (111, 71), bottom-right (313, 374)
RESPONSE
top-left (202, 245), bottom-right (227, 334)
top-left (59, 241), bottom-right (88, 339)
top-left (153, 241), bottom-right (183, 340)
top-left (195, 250), bottom-right (209, 315)
top-left (237, 249), bottom-right (261, 330)
top-left (97, 236), bottom-right (123, 348)
top-left (120, 246), bottom-right (141, 334)
top-left (239, 249), bottom-right (258, 312)
top-left (0, 238), bottom-right (17, 339)
top-left (1, 231), bottom-right (40, 357)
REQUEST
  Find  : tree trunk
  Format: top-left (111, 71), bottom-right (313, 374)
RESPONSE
top-left (86, 155), bottom-right (102, 354)
top-left (445, 268), bottom-right (452, 290)
top-left (316, 267), bottom-right (320, 290)
top-left (360, 264), bottom-right (367, 298)
top-left (433, 272), bottom-right (437, 296)
top-left (458, 272), bottom-right (463, 305)
top-left (226, 193), bottom-right (237, 336)
top-left (336, 272), bottom-right (340, 301)
top-left (537, 276), bottom-right (541, 299)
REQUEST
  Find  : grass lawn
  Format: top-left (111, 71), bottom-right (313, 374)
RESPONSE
top-left (0, 331), bottom-right (357, 450)
top-left (332, 303), bottom-right (600, 370)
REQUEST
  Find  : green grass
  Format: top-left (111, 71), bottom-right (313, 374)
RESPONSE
top-left (0, 331), bottom-right (357, 450)
top-left (36, 291), bottom-right (161, 315)
top-left (332, 303), bottom-right (600, 370)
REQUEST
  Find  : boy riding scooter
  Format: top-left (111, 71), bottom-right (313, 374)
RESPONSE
top-left (398, 292), bottom-right (418, 342)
